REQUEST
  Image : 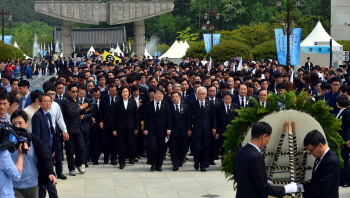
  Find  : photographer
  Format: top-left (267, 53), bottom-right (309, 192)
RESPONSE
top-left (10, 110), bottom-right (56, 198)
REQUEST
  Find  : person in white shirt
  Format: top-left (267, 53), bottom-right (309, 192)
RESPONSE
top-left (23, 90), bottom-right (42, 133)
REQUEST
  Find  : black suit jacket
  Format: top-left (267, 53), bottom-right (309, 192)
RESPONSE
top-left (188, 99), bottom-right (217, 136)
top-left (187, 93), bottom-right (197, 103)
top-left (216, 103), bottom-right (239, 136)
top-left (234, 143), bottom-right (285, 198)
top-left (99, 95), bottom-right (117, 129)
top-left (144, 100), bottom-right (171, 137)
top-left (32, 108), bottom-right (56, 156)
top-left (208, 97), bottom-right (223, 107)
top-left (304, 62), bottom-right (314, 71)
top-left (337, 108), bottom-right (350, 141)
top-left (303, 149), bottom-right (340, 198)
top-left (170, 103), bottom-right (189, 137)
top-left (232, 95), bottom-right (249, 108)
top-left (131, 96), bottom-right (146, 124)
top-left (112, 98), bottom-right (138, 131)
top-left (267, 83), bottom-right (276, 94)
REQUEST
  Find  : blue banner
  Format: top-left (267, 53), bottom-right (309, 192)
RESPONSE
top-left (154, 52), bottom-right (160, 57)
top-left (0, 36), bottom-right (12, 45)
top-left (300, 46), bottom-right (333, 54)
top-left (275, 28), bottom-right (301, 65)
top-left (204, 34), bottom-right (221, 53)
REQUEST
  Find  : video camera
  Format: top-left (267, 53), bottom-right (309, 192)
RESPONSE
top-left (0, 122), bottom-right (31, 154)
top-left (85, 97), bottom-right (97, 109)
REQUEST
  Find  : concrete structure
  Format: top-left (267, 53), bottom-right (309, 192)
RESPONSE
top-left (35, 1), bottom-right (174, 58)
top-left (331, 0), bottom-right (350, 40)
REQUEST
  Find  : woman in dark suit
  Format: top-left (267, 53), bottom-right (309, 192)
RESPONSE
top-left (112, 86), bottom-right (138, 169)
top-left (336, 95), bottom-right (350, 187)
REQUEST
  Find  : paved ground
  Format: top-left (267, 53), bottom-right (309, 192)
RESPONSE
top-left (55, 154), bottom-right (350, 198)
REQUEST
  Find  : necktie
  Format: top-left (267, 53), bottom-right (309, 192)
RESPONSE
top-left (156, 102), bottom-right (160, 113)
top-left (201, 102), bottom-right (204, 114)
top-left (262, 102), bottom-right (265, 108)
top-left (314, 158), bottom-right (321, 171)
top-left (111, 97), bottom-right (114, 106)
top-left (182, 92), bottom-right (185, 97)
top-left (176, 105), bottom-right (179, 114)
top-left (46, 113), bottom-right (54, 135)
top-left (241, 97), bottom-right (245, 107)
top-left (59, 96), bottom-right (62, 101)
top-left (227, 106), bottom-right (230, 115)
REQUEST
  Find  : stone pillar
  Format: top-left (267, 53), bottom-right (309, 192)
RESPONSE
top-left (62, 20), bottom-right (72, 59)
top-left (134, 20), bottom-right (145, 58)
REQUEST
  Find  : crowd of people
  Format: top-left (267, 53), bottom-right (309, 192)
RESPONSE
top-left (0, 51), bottom-right (350, 198)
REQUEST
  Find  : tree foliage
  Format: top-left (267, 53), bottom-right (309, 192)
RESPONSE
top-left (183, 41), bottom-right (206, 59)
top-left (0, 41), bottom-right (16, 62)
top-left (251, 40), bottom-right (277, 60)
top-left (337, 41), bottom-right (350, 53)
top-left (176, 27), bottom-right (199, 45)
top-left (206, 40), bottom-right (252, 62)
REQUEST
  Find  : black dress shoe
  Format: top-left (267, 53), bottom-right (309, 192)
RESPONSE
top-left (85, 163), bottom-right (89, 168)
top-left (129, 161), bottom-right (134, 165)
top-left (111, 161), bottom-right (117, 165)
top-left (342, 184), bottom-right (350, 188)
top-left (179, 162), bottom-right (183, 167)
top-left (57, 173), bottom-right (67, 180)
top-left (119, 165), bottom-right (125, 169)
top-left (150, 165), bottom-right (155, 172)
top-left (104, 159), bottom-right (109, 164)
top-left (173, 166), bottom-right (179, 171)
top-left (215, 155), bottom-right (220, 160)
top-left (210, 161), bottom-right (216, 165)
top-left (194, 163), bottom-right (199, 170)
top-left (93, 161), bottom-right (99, 165)
top-left (200, 168), bottom-right (206, 172)
top-left (155, 167), bottom-right (162, 171)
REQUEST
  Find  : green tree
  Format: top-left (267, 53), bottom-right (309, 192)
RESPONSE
top-left (11, 46), bottom-right (25, 61)
top-left (177, 27), bottom-right (199, 45)
top-left (337, 41), bottom-right (350, 53)
top-left (0, 41), bottom-right (16, 61)
top-left (206, 40), bottom-right (252, 62)
top-left (184, 41), bottom-right (206, 59)
top-left (251, 40), bottom-right (277, 60)
top-left (159, 44), bottom-right (170, 55)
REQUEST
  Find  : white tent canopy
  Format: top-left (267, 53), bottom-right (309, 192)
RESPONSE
top-left (301, 21), bottom-right (342, 49)
top-left (184, 40), bottom-right (190, 49)
top-left (160, 40), bottom-right (186, 59)
top-left (113, 45), bottom-right (124, 56)
top-left (144, 49), bottom-right (153, 59)
top-left (14, 42), bottom-right (19, 49)
top-left (179, 41), bottom-right (186, 51)
top-left (88, 46), bottom-right (95, 53)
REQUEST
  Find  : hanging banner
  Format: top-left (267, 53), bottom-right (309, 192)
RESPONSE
top-left (275, 28), bottom-right (301, 65)
top-left (203, 34), bottom-right (221, 53)
top-left (0, 36), bottom-right (12, 45)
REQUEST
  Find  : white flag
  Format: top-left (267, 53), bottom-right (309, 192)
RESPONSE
top-left (51, 42), bottom-right (53, 53)
top-left (48, 44), bottom-right (50, 53)
top-left (237, 57), bottom-right (242, 71)
top-left (122, 42), bottom-right (125, 52)
top-left (129, 41), bottom-right (132, 52)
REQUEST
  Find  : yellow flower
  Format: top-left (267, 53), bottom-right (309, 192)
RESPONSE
top-left (340, 116), bottom-right (343, 120)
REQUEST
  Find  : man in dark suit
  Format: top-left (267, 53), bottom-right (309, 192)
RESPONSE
top-left (169, 91), bottom-right (189, 171)
top-left (234, 122), bottom-right (297, 198)
top-left (32, 93), bottom-right (58, 197)
top-left (180, 79), bottom-right (192, 98)
top-left (335, 95), bottom-right (350, 187)
top-left (232, 83), bottom-right (249, 108)
top-left (304, 57), bottom-right (313, 72)
top-left (215, 91), bottom-right (239, 160)
top-left (90, 88), bottom-right (102, 165)
top-left (216, 82), bottom-right (229, 100)
top-left (172, 84), bottom-right (189, 105)
top-left (144, 87), bottom-right (172, 171)
top-left (247, 89), bottom-right (269, 108)
top-left (298, 130), bottom-right (341, 198)
top-left (268, 73), bottom-right (284, 94)
top-left (59, 57), bottom-right (68, 73)
top-left (188, 86), bottom-right (217, 172)
top-left (99, 84), bottom-right (120, 165)
top-left (207, 85), bottom-right (223, 107)
top-left (187, 81), bottom-right (202, 103)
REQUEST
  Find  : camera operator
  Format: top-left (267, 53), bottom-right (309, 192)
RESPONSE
top-left (62, 83), bottom-right (89, 176)
top-left (10, 110), bottom-right (56, 198)
top-left (0, 139), bottom-right (27, 198)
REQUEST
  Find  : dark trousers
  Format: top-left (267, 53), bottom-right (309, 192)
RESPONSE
top-left (147, 131), bottom-right (165, 168)
top-left (169, 134), bottom-right (188, 167)
top-left (55, 62), bottom-right (59, 73)
top-left (340, 146), bottom-right (350, 185)
top-left (39, 182), bottom-right (58, 198)
top-left (103, 126), bottom-right (117, 162)
top-left (82, 124), bottom-right (91, 164)
top-left (216, 135), bottom-right (227, 157)
top-left (193, 134), bottom-right (211, 169)
top-left (209, 135), bottom-right (217, 162)
top-left (117, 128), bottom-right (134, 165)
top-left (54, 133), bottom-right (63, 174)
top-left (65, 132), bottom-right (85, 171)
top-left (90, 124), bottom-right (101, 162)
top-left (135, 128), bottom-right (145, 157)
top-left (41, 68), bottom-right (46, 76)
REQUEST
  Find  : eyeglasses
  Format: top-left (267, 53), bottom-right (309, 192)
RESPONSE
top-left (331, 84), bottom-right (341, 87)
top-left (309, 145), bottom-right (318, 154)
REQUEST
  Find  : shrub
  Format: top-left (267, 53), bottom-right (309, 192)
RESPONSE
top-left (251, 40), bottom-right (277, 60)
top-left (0, 41), bottom-right (16, 62)
top-left (206, 40), bottom-right (253, 62)
top-left (183, 41), bottom-right (206, 59)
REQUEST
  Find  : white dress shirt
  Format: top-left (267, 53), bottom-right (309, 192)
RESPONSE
top-left (133, 95), bottom-right (139, 107)
top-left (314, 147), bottom-right (330, 171)
top-left (238, 95), bottom-right (246, 107)
top-left (248, 142), bottom-right (260, 153)
top-left (48, 101), bottom-right (67, 133)
top-left (336, 108), bottom-right (346, 118)
top-left (154, 100), bottom-right (161, 111)
top-left (173, 103), bottom-right (180, 113)
top-left (260, 101), bottom-right (266, 108)
top-left (109, 95), bottom-right (116, 106)
top-left (22, 92), bottom-right (30, 109)
top-left (225, 104), bottom-right (230, 113)
top-left (123, 99), bottom-right (128, 110)
top-left (198, 99), bottom-right (205, 107)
